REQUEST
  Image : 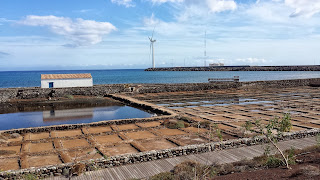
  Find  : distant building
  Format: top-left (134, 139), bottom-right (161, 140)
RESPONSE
top-left (209, 63), bottom-right (224, 67)
top-left (41, 73), bottom-right (93, 88)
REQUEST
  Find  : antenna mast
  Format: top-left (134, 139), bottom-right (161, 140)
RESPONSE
top-left (204, 30), bottom-right (206, 57)
top-left (204, 30), bottom-right (207, 67)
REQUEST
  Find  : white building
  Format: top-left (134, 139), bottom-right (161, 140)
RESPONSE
top-left (41, 73), bottom-right (93, 88)
top-left (209, 63), bottom-right (224, 67)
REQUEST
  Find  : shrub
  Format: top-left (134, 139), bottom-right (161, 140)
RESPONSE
top-left (150, 172), bottom-right (174, 180)
top-left (199, 121), bottom-right (211, 128)
top-left (245, 114), bottom-right (293, 169)
top-left (163, 120), bottom-right (186, 129)
top-left (173, 161), bottom-right (216, 180)
top-left (179, 116), bottom-right (193, 122)
top-left (65, 95), bottom-right (74, 99)
top-left (23, 173), bottom-right (37, 180)
top-left (71, 163), bottom-right (86, 176)
top-left (175, 121), bottom-right (185, 129)
top-left (265, 156), bottom-right (283, 168)
top-left (287, 147), bottom-right (296, 165)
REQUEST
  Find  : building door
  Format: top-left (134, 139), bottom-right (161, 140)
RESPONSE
top-left (49, 82), bottom-right (54, 88)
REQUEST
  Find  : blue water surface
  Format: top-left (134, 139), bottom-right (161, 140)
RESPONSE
top-left (0, 105), bottom-right (152, 130)
top-left (1, 69), bottom-right (320, 88)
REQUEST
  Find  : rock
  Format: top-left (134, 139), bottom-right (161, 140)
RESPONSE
top-left (10, 133), bottom-right (20, 138)
top-left (300, 165), bottom-right (320, 177)
top-left (54, 173), bottom-right (62, 176)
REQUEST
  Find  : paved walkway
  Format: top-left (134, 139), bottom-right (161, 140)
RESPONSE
top-left (49, 136), bottom-right (317, 180)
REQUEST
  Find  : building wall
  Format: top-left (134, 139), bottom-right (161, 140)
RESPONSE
top-left (41, 78), bottom-right (93, 88)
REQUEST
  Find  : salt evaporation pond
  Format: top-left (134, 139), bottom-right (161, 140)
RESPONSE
top-left (0, 105), bottom-right (152, 130)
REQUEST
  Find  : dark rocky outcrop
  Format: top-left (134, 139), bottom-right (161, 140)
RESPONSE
top-left (145, 65), bottom-right (320, 71)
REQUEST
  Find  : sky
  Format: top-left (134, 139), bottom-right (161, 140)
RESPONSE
top-left (0, 0), bottom-right (320, 71)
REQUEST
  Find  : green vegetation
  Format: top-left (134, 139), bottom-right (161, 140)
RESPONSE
top-left (265, 156), bottom-right (283, 168)
top-left (163, 119), bottom-right (188, 129)
top-left (243, 113), bottom-right (293, 169)
top-left (150, 161), bottom-right (216, 180)
top-left (150, 172), bottom-right (174, 180)
top-left (316, 134), bottom-right (320, 146)
top-left (65, 95), bottom-right (74, 99)
top-left (203, 123), bottom-right (223, 142)
top-left (23, 173), bottom-right (37, 180)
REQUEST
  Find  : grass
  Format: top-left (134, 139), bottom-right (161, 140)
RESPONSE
top-left (65, 95), bottom-right (74, 99)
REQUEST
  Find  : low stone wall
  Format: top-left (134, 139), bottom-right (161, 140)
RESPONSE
top-left (0, 84), bottom-right (127, 103)
top-left (1, 128), bottom-right (319, 179)
top-left (1, 78), bottom-right (320, 103)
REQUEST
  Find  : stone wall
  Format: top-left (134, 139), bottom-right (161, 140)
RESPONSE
top-left (1, 78), bottom-right (320, 103)
top-left (0, 84), bottom-right (127, 103)
top-left (1, 128), bottom-right (319, 179)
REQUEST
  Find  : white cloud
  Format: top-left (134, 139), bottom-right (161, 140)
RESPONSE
top-left (206, 0), bottom-right (237, 13)
top-left (151, 0), bottom-right (237, 13)
top-left (142, 14), bottom-right (185, 36)
top-left (236, 58), bottom-right (269, 65)
top-left (285, 0), bottom-right (320, 18)
top-left (141, 0), bottom-right (237, 36)
top-left (111, 0), bottom-right (135, 7)
top-left (0, 18), bottom-right (15, 23)
top-left (151, 0), bottom-right (184, 3)
top-left (18, 15), bottom-right (116, 46)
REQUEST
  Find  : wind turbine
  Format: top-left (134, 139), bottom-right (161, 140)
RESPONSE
top-left (149, 28), bottom-right (156, 68)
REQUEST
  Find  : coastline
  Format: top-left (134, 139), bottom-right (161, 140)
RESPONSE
top-left (1, 78), bottom-right (320, 179)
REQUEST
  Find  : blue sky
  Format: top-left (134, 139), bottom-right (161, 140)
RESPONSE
top-left (0, 0), bottom-right (320, 71)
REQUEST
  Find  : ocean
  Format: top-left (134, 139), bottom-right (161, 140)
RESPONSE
top-left (1, 69), bottom-right (320, 88)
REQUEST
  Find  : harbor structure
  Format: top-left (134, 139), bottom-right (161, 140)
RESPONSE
top-left (209, 63), bottom-right (224, 66)
top-left (41, 73), bottom-right (93, 88)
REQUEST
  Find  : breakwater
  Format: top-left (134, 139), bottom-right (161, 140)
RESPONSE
top-left (145, 65), bottom-right (320, 71)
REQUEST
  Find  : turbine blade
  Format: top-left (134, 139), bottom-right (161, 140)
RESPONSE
top-left (151, 26), bottom-right (155, 39)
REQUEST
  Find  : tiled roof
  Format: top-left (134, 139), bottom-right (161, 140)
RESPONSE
top-left (41, 73), bottom-right (92, 80)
